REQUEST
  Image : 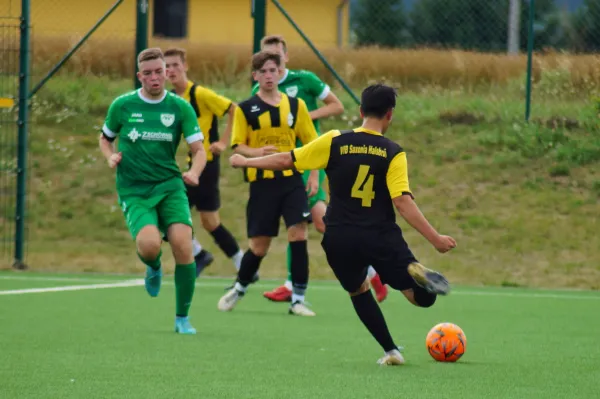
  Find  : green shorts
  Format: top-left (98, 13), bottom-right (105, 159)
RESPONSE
top-left (302, 169), bottom-right (327, 209)
top-left (118, 189), bottom-right (193, 241)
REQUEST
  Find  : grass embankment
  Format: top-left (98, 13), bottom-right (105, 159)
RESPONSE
top-left (0, 40), bottom-right (599, 289)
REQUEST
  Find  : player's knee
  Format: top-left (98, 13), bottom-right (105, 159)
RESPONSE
top-left (349, 279), bottom-right (370, 297)
top-left (249, 237), bottom-right (270, 257)
top-left (166, 224), bottom-right (193, 262)
top-left (287, 223), bottom-right (308, 242)
top-left (200, 212), bottom-right (220, 232)
top-left (136, 229), bottom-right (162, 260)
top-left (313, 217), bottom-right (326, 234)
top-left (413, 287), bottom-right (437, 308)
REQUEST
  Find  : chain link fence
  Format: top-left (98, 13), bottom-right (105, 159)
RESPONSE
top-left (349, 0), bottom-right (600, 53)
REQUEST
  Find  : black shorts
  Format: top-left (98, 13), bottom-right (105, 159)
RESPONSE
top-left (246, 175), bottom-right (310, 238)
top-left (321, 224), bottom-right (419, 293)
top-left (186, 157), bottom-right (220, 212)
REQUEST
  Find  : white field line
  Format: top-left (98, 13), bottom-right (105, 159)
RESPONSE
top-left (0, 275), bottom-right (598, 300)
top-left (0, 279), bottom-right (144, 296)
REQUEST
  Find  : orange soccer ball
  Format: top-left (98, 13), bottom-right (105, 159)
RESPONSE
top-left (426, 322), bottom-right (467, 362)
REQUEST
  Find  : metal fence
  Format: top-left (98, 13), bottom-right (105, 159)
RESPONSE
top-left (348, 0), bottom-right (600, 53)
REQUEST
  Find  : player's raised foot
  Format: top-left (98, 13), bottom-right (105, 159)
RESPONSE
top-left (194, 249), bottom-right (214, 277)
top-left (144, 266), bottom-right (162, 297)
top-left (408, 262), bottom-right (450, 295)
top-left (288, 301), bottom-right (316, 316)
top-left (377, 349), bottom-right (405, 366)
top-left (370, 274), bottom-right (388, 303)
top-left (218, 288), bottom-right (244, 312)
top-left (174, 316), bottom-right (197, 335)
top-left (263, 285), bottom-right (292, 302)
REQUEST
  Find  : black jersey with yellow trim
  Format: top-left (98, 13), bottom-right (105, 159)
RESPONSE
top-left (291, 127), bottom-right (412, 228)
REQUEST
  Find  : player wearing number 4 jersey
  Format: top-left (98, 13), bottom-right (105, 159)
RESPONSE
top-left (228, 84), bottom-right (457, 365)
top-left (255, 35), bottom-right (389, 303)
top-left (99, 48), bottom-right (206, 335)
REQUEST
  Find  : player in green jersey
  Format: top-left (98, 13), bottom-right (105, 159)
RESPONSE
top-left (254, 35), bottom-right (389, 303)
top-left (99, 48), bottom-right (206, 335)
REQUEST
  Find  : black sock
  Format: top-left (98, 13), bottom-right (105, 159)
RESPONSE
top-left (237, 250), bottom-right (263, 286)
top-left (289, 240), bottom-right (308, 295)
top-left (210, 224), bottom-right (240, 258)
top-left (413, 285), bottom-right (437, 308)
top-left (351, 290), bottom-right (397, 352)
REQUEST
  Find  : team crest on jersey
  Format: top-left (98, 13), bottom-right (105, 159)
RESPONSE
top-left (160, 113), bottom-right (175, 127)
top-left (287, 112), bottom-right (294, 127)
top-left (285, 86), bottom-right (298, 97)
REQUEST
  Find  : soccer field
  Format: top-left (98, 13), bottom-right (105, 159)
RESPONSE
top-left (0, 272), bottom-right (599, 399)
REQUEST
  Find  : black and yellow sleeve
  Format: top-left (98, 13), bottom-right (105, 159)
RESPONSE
top-left (231, 105), bottom-right (248, 149)
top-left (294, 99), bottom-right (318, 145)
top-left (386, 151), bottom-right (413, 199)
top-left (291, 130), bottom-right (339, 171)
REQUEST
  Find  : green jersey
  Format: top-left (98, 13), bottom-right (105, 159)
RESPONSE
top-left (102, 89), bottom-right (203, 197)
top-left (251, 68), bottom-right (330, 134)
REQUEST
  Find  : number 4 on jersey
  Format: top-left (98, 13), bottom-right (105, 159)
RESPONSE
top-left (351, 164), bottom-right (375, 207)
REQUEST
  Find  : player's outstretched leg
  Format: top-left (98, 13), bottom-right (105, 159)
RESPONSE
top-left (136, 226), bottom-right (163, 298)
top-left (407, 262), bottom-right (450, 295)
top-left (348, 280), bottom-right (404, 365)
top-left (349, 280), bottom-right (404, 365)
top-left (167, 223), bottom-right (197, 335)
top-left (218, 237), bottom-right (268, 312)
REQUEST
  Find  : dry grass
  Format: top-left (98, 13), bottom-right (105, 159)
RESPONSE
top-left (9, 35), bottom-right (600, 91)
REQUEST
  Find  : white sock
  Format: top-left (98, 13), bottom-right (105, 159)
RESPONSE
top-left (292, 293), bottom-right (305, 304)
top-left (284, 280), bottom-right (293, 290)
top-left (192, 238), bottom-right (202, 257)
top-left (367, 266), bottom-right (377, 279)
top-left (231, 249), bottom-right (244, 271)
top-left (234, 282), bottom-right (247, 293)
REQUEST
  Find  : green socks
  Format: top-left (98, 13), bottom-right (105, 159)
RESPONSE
top-left (175, 263), bottom-right (196, 317)
top-left (138, 250), bottom-right (162, 270)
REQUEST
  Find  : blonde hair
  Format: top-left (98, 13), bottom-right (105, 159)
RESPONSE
top-left (260, 34), bottom-right (287, 52)
top-left (137, 48), bottom-right (164, 66)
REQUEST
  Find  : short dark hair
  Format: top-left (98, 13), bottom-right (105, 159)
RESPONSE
top-left (251, 50), bottom-right (281, 71)
top-left (360, 84), bottom-right (397, 118)
top-left (164, 47), bottom-right (187, 63)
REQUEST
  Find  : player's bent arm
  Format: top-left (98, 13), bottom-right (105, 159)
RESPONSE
top-left (98, 134), bottom-right (116, 161)
top-left (233, 144), bottom-right (264, 158)
top-left (310, 92), bottom-right (344, 121)
top-left (393, 195), bottom-right (442, 247)
top-left (220, 103), bottom-right (237, 147)
top-left (188, 140), bottom-right (207, 177)
top-left (387, 151), bottom-right (444, 247)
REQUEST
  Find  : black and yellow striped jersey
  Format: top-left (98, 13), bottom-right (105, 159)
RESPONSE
top-left (178, 80), bottom-right (232, 163)
top-left (231, 93), bottom-right (317, 182)
top-left (291, 127), bottom-right (412, 228)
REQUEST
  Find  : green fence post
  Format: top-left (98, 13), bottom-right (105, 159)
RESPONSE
top-left (525, 0), bottom-right (535, 121)
top-left (135, 0), bottom-right (149, 89)
top-left (14, 0), bottom-right (31, 269)
top-left (252, 0), bottom-right (267, 54)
